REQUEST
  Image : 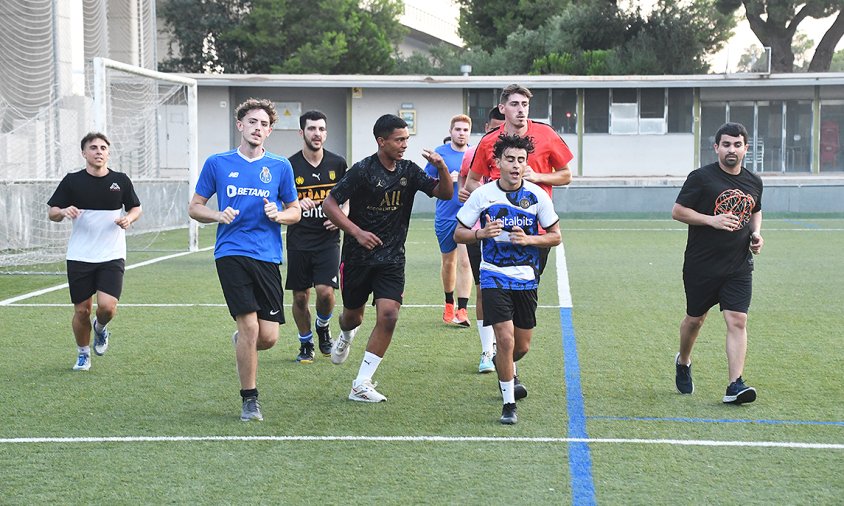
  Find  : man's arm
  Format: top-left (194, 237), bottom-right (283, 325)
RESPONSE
top-left (524, 164), bottom-right (572, 187)
top-left (672, 202), bottom-right (739, 232)
top-left (48, 205), bottom-right (80, 222)
top-left (422, 149), bottom-right (453, 201)
top-left (509, 222), bottom-right (561, 248)
top-left (188, 193), bottom-right (239, 224)
top-left (323, 193), bottom-right (382, 251)
top-left (749, 211), bottom-right (764, 254)
top-left (115, 205), bottom-right (143, 229)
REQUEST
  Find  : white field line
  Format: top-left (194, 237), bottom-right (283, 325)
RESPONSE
top-left (0, 435), bottom-right (841, 450)
top-left (0, 247), bottom-right (214, 306)
top-left (1, 303), bottom-right (561, 309)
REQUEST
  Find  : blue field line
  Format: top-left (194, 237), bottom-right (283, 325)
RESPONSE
top-left (560, 307), bottom-right (597, 506)
top-left (588, 415), bottom-right (844, 426)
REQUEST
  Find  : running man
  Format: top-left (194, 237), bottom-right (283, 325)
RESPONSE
top-left (322, 114), bottom-right (453, 402)
top-left (285, 110), bottom-right (348, 363)
top-left (189, 98), bottom-right (301, 422)
top-left (455, 134), bottom-right (561, 424)
top-left (425, 114), bottom-right (473, 327)
top-left (672, 122), bottom-right (763, 405)
top-left (47, 132), bottom-right (142, 371)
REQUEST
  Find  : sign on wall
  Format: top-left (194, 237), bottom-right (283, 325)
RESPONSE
top-left (275, 102), bottom-right (302, 130)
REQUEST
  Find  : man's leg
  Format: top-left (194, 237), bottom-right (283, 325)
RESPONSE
top-left (723, 310), bottom-right (748, 383)
top-left (72, 299), bottom-right (94, 348)
top-left (314, 284), bottom-right (336, 356)
top-left (331, 305), bottom-right (364, 365)
top-left (678, 313), bottom-right (707, 365)
top-left (291, 289), bottom-right (312, 337)
top-left (349, 299), bottom-right (400, 402)
top-left (493, 320), bottom-right (518, 424)
top-left (441, 249), bottom-right (457, 323)
top-left (453, 244), bottom-right (472, 326)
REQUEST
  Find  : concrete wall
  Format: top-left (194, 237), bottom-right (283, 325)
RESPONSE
top-left (581, 134), bottom-right (696, 176)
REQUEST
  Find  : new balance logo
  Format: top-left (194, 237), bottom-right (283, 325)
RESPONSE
top-left (228, 172), bottom-right (239, 178)
top-left (109, 183), bottom-right (121, 191)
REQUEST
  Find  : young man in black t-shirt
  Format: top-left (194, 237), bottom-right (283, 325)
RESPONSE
top-left (322, 114), bottom-right (453, 402)
top-left (47, 132), bottom-right (142, 371)
top-left (285, 111), bottom-right (348, 363)
top-left (672, 122), bottom-right (764, 405)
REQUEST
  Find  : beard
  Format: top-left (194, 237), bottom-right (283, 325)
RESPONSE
top-left (304, 138), bottom-right (322, 152)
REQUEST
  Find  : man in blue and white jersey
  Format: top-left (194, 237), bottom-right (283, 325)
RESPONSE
top-left (189, 98), bottom-right (301, 422)
top-left (455, 134), bottom-right (561, 425)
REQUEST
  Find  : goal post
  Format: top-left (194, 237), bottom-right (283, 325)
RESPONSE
top-left (92, 57), bottom-right (200, 252)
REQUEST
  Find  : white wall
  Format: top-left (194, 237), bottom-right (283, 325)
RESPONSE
top-left (582, 133), bottom-right (696, 176)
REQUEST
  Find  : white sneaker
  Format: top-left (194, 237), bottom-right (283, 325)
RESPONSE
top-left (330, 327), bottom-right (357, 365)
top-left (72, 353), bottom-right (91, 371)
top-left (349, 379), bottom-right (386, 402)
top-left (478, 352), bottom-right (495, 374)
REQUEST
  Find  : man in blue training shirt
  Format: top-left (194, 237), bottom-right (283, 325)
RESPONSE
top-left (424, 114), bottom-right (473, 327)
top-left (189, 98), bottom-right (301, 422)
top-left (455, 134), bottom-right (561, 425)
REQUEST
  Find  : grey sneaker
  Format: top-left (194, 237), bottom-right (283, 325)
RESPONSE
top-left (675, 352), bottom-right (694, 394)
top-left (240, 396), bottom-right (263, 421)
top-left (92, 318), bottom-right (109, 356)
top-left (723, 377), bottom-right (756, 404)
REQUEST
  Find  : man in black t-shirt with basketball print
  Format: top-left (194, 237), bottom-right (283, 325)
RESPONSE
top-left (672, 122), bottom-right (764, 405)
top-left (322, 114), bottom-right (453, 403)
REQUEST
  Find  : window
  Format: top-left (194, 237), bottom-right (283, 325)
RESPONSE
top-left (667, 88), bottom-right (693, 133)
top-left (528, 89), bottom-right (550, 122)
top-left (585, 89), bottom-right (609, 133)
top-left (610, 88), bottom-right (666, 135)
top-left (552, 89), bottom-right (577, 134)
top-left (467, 89), bottom-right (500, 134)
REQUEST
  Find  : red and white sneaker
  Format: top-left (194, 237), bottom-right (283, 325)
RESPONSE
top-left (349, 379), bottom-right (386, 402)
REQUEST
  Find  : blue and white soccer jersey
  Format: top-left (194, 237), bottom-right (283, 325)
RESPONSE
top-left (195, 149), bottom-right (298, 264)
top-left (456, 180), bottom-right (558, 290)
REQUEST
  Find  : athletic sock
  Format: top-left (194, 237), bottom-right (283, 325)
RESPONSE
top-left (240, 388), bottom-right (258, 400)
top-left (315, 312), bottom-right (332, 328)
top-left (93, 318), bottom-right (106, 333)
top-left (444, 291), bottom-right (454, 304)
top-left (298, 331), bottom-right (314, 344)
top-left (77, 345), bottom-right (91, 355)
top-left (355, 351), bottom-right (382, 383)
top-left (499, 380), bottom-right (515, 404)
top-left (457, 297), bottom-right (468, 310)
top-left (478, 320), bottom-right (495, 355)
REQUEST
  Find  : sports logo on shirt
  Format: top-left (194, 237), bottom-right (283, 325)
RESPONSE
top-left (109, 183), bottom-right (121, 192)
top-left (228, 172), bottom-right (239, 178)
top-left (329, 171), bottom-right (336, 180)
top-left (519, 197), bottom-right (531, 209)
top-left (296, 176), bottom-right (304, 185)
top-left (400, 177), bottom-right (407, 187)
top-left (259, 166), bottom-right (272, 184)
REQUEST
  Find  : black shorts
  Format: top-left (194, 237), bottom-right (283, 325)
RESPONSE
top-left (683, 271), bottom-right (753, 317)
top-left (216, 256), bottom-right (285, 323)
top-left (66, 259), bottom-right (125, 304)
top-left (538, 246), bottom-right (550, 276)
top-left (482, 287), bottom-right (538, 329)
top-left (467, 240), bottom-right (482, 286)
top-left (340, 262), bottom-right (405, 309)
top-left (285, 246), bottom-right (341, 291)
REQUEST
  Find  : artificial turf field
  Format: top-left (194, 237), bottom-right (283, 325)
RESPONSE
top-left (1, 217), bottom-right (842, 504)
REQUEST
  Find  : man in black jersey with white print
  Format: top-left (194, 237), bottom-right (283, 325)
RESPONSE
top-left (322, 114), bottom-right (453, 402)
top-left (47, 132), bottom-right (142, 371)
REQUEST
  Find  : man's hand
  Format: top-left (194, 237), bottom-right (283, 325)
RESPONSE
top-left (352, 229), bottom-right (383, 250)
top-left (114, 216), bottom-right (132, 229)
top-left (263, 198), bottom-right (279, 222)
top-left (508, 225), bottom-right (530, 245)
top-left (62, 206), bottom-right (81, 220)
top-left (750, 232), bottom-right (764, 254)
top-left (481, 214), bottom-right (504, 239)
top-left (218, 206), bottom-right (239, 224)
top-left (710, 213), bottom-right (740, 231)
top-left (299, 197), bottom-right (317, 211)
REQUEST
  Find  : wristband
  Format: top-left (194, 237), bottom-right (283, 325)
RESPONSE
top-left (474, 229), bottom-right (479, 241)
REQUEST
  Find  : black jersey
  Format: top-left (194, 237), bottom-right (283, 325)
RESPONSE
top-left (329, 154), bottom-right (437, 265)
top-left (675, 163), bottom-right (763, 277)
top-left (286, 149), bottom-right (348, 251)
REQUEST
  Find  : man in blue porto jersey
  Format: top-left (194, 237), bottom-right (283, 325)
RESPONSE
top-left (189, 98), bottom-right (301, 422)
top-left (455, 134), bottom-right (561, 425)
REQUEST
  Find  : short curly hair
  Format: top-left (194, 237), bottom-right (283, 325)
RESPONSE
top-left (235, 98), bottom-right (279, 125)
top-left (493, 134), bottom-right (535, 160)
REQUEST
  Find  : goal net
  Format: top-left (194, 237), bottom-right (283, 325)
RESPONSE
top-left (0, 58), bottom-right (198, 274)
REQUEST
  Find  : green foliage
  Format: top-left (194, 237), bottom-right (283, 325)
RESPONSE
top-left (455, 0), bottom-right (569, 52)
top-left (715, 0), bottom-right (843, 72)
top-left (531, 50), bottom-right (612, 75)
top-left (831, 49), bottom-right (844, 71)
top-left (160, 0), bottom-right (405, 74)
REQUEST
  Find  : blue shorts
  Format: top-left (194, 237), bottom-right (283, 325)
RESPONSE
top-left (434, 219), bottom-right (459, 254)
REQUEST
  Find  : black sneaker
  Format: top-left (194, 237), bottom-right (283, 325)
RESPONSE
top-left (315, 325), bottom-right (333, 357)
top-left (500, 403), bottom-right (518, 424)
top-left (675, 352), bottom-right (694, 394)
top-left (723, 376), bottom-right (756, 404)
top-left (514, 375), bottom-right (528, 400)
top-left (296, 341), bottom-right (315, 364)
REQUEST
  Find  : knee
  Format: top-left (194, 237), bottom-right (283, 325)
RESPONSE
top-left (340, 311), bottom-right (363, 330)
top-left (258, 332), bottom-right (278, 350)
top-left (74, 305), bottom-right (92, 320)
top-left (724, 312), bottom-right (747, 331)
top-left (377, 309), bottom-right (400, 331)
top-left (514, 340), bottom-right (530, 357)
top-left (683, 315), bottom-right (705, 331)
top-left (292, 292), bottom-right (309, 310)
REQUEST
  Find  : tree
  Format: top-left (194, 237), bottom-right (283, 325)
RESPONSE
top-left (159, 0), bottom-right (405, 74)
top-left (737, 34), bottom-right (814, 72)
top-left (831, 48), bottom-right (844, 71)
top-left (716, 1), bottom-right (844, 72)
top-left (455, 0), bottom-right (568, 52)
